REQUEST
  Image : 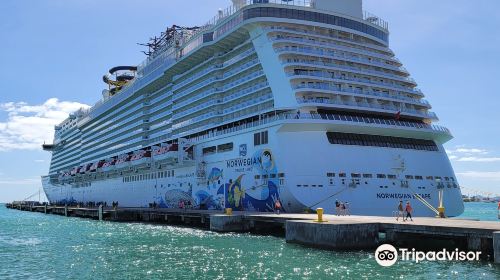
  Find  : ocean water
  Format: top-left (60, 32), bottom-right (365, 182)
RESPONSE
top-left (0, 203), bottom-right (499, 279)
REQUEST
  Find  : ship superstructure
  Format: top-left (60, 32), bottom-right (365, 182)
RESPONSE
top-left (42, 0), bottom-right (464, 216)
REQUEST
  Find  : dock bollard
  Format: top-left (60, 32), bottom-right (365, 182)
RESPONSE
top-left (98, 205), bottom-right (103, 221)
top-left (225, 208), bottom-right (233, 215)
top-left (314, 208), bottom-right (327, 223)
top-left (438, 206), bottom-right (445, 218)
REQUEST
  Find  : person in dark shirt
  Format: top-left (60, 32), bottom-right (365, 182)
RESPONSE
top-left (396, 201), bottom-right (404, 221)
top-left (335, 200), bottom-right (340, 215)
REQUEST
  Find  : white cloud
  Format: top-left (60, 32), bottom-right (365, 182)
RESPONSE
top-left (454, 148), bottom-right (488, 154)
top-left (446, 146), bottom-right (499, 162)
top-left (456, 171), bottom-right (500, 181)
top-left (456, 157), bottom-right (500, 163)
top-left (0, 98), bottom-right (89, 152)
top-left (446, 147), bottom-right (488, 155)
top-left (34, 159), bottom-right (45, 163)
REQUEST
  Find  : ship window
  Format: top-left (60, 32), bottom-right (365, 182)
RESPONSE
top-left (172, 170), bottom-right (174, 177)
top-left (405, 175), bottom-right (414, 179)
top-left (270, 174), bottom-right (276, 178)
top-left (415, 176), bottom-right (423, 180)
top-left (255, 175), bottom-right (260, 179)
top-left (254, 133), bottom-right (260, 146)
top-left (363, 174), bottom-right (373, 178)
top-left (203, 146), bottom-right (216, 155)
top-left (254, 131), bottom-right (268, 146)
top-left (278, 173), bottom-right (285, 178)
top-left (262, 131), bottom-right (268, 144)
top-left (217, 143), bottom-right (233, 153)
top-left (351, 173), bottom-right (361, 178)
top-left (326, 132), bottom-right (438, 151)
top-left (327, 172), bottom-right (335, 177)
top-left (426, 176), bottom-right (434, 180)
top-left (339, 173), bottom-right (346, 178)
top-left (388, 175), bottom-right (396, 179)
top-left (377, 174), bottom-right (386, 178)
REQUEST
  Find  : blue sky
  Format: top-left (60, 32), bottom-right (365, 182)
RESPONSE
top-left (0, 0), bottom-right (499, 202)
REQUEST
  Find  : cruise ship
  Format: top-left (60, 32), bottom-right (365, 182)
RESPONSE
top-left (42, 0), bottom-right (464, 217)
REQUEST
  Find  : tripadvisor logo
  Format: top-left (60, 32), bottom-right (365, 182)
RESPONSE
top-left (374, 244), bottom-right (482, 267)
top-left (375, 244), bottom-right (398, 267)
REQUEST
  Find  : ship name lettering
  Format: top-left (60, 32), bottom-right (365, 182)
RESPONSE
top-left (376, 193), bottom-right (431, 200)
top-left (226, 157), bottom-right (261, 168)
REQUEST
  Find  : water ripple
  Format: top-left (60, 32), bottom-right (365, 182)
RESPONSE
top-left (0, 204), bottom-right (500, 279)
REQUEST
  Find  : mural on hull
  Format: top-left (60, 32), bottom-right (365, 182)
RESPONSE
top-left (217, 149), bottom-right (283, 212)
top-left (45, 149), bottom-right (283, 212)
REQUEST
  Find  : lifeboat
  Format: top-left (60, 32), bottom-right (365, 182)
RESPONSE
top-left (114, 153), bottom-right (132, 169)
top-left (89, 160), bottom-right (105, 172)
top-left (130, 149), bottom-right (152, 166)
top-left (79, 163), bottom-right (92, 174)
top-left (152, 143), bottom-right (178, 162)
top-left (101, 158), bottom-right (117, 172)
top-left (70, 166), bottom-right (80, 176)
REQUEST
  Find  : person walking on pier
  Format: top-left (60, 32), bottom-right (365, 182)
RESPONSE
top-left (274, 199), bottom-right (282, 215)
top-left (396, 201), bottom-right (404, 221)
top-left (405, 201), bottom-right (413, 222)
top-left (335, 200), bottom-right (340, 215)
top-left (344, 201), bottom-right (350, 216)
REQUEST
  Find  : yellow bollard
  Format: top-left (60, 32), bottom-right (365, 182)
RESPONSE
top-left (314, 208), bottom-right (327, 222)
top-left (437, 206), bottom-right (445, 218)
top-left (225, 208), bottom-right (233, 215)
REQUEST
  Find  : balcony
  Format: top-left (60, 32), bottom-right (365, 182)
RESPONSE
top-left (282, 58), bottom-right (415, 86)
top-left (296, 97), bottom-right (437, 120)
top-left (188, 111), bottom-right (451, 145)
top-left (291, 70), bottom-right (423, 96)
top-left (173, 48), bottom-right (257, 91)
top-left (271, 36), bottom-right (401, 66)
top-left (275, 46), bottom-right (405, 74)
top-left (293, 82), bottom-right (429, 107)
top-left (265, 26), bottom-right (393, 54)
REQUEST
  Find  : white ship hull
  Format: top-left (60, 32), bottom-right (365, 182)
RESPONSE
top-left (43, 125), bottom-right (464, 217)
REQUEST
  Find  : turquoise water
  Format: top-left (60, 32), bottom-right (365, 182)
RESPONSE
top-left (1, 203), bottom-right (499, 279)
top-left (457, 202), bottom-right (499, 221)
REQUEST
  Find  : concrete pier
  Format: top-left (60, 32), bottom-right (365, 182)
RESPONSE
top-left (286, 221), bottom-right (380, 249)
top-left (6, 202), bottom-right (500, 263)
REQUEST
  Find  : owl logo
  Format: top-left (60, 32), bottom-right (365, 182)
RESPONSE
top-left (260, 149), bottom-right (274, 171)
top-left (239, 144), bottom-right (247, 157)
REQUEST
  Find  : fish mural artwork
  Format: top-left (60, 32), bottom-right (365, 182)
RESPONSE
top-left (207, 168), bottom-right (223, 189)
top-left (163, 189), bottom-right (194, 208)
top-left (195, 190), bottom-right (222, 210)
top-left (217, 149), bottom-right (284, 212)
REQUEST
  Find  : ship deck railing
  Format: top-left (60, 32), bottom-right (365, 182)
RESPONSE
top-left (189, 111), bottom-right (450, 143)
